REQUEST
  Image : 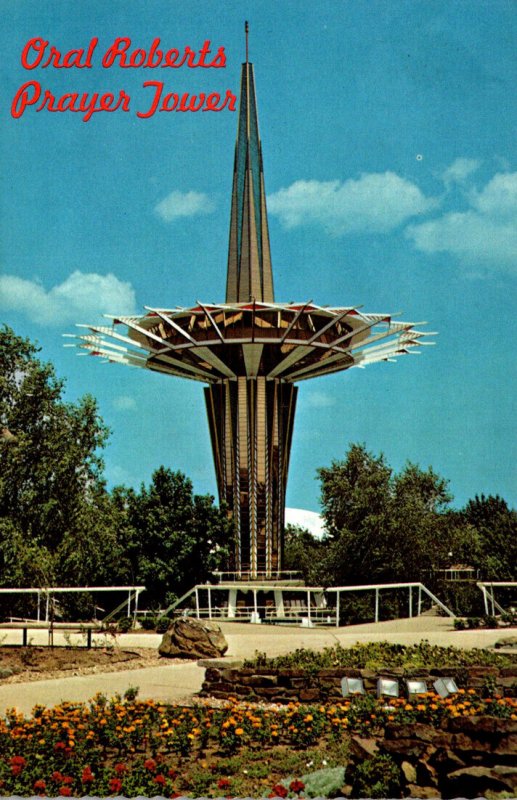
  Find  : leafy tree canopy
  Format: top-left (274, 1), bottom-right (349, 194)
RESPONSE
top-left (121, 466), bottom-right (233, 608)
top-left (314, 443), bottom-right (515, 589)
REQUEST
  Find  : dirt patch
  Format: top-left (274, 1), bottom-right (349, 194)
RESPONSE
top-left (0, 646), bottom-right (171, 683)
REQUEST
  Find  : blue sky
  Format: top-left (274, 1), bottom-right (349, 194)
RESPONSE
top-left (1, 0), bottom-right (516, 512)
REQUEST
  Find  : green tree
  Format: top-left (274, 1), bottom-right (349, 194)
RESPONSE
top-left (0, 326), bottom-right (130, 615)
top-left (124, 467), bottom-right (232, 607)
top-left (283, 524), bottom-right (324, 584)
top-left (315, 444), bottom-right (478, 589)
top-left (318, 444), bottom-right (392, 539)
top-left (463, 494), bottom-right (517, 580)
top-left (0, 326), bottom-right (109, 549)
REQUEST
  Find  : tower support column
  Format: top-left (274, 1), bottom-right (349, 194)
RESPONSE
top-left (205, 378), bottom-right (297, 577)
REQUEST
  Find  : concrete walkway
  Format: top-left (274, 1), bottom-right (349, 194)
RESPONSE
top-left (0, 615), bottom-right (511, 715)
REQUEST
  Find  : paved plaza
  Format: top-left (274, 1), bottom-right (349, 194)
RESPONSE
top-left (0, 615), bottom-right (511, 715)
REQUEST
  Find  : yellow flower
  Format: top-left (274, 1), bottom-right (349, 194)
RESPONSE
top-left (235, 727), bottom-right (244, 735)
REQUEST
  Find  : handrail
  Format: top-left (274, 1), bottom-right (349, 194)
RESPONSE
top-left (157, 586), bottom-right (198, 620)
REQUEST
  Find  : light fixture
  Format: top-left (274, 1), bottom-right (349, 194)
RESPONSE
top-left (377, 678), bottom-right (399, 698)
top-left (406, 679), bottom-right (428, 696)
top-left (433, 677), bottom-right (458, 697)
top-left (341, 677), bottom-right (365, 696)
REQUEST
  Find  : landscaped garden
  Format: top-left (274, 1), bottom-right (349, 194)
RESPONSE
top-left (243, 639), bottom-right (517, 672)
top-left (0, 685), bottom-right (515, 798)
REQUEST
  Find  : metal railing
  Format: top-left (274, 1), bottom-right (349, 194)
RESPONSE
top-left (211, 570), bottom-right (302, 583)
top-left (477, 582), bottom-right (517, 616)
top-left (161, 580), bottom-right (455, 627)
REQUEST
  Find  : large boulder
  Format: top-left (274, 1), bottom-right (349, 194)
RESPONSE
top-left (158, 617), bottom-right (228, 659)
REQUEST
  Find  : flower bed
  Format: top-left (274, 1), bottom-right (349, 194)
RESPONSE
top-left (243, 640), bottom-right (517, 671)
top-left (0, 690), bottom-right (515, 797)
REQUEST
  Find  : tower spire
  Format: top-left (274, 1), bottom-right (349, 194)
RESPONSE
top-left (225, 23), bottom-right (274, 303)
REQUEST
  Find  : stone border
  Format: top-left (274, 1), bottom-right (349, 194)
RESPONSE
top-left (199, 661), bottom-right (517, 703)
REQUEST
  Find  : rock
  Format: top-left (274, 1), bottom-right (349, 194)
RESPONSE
top-left (385, 722), bottom-right (440, 743)
top-left (158, 617), bottom-right (228, 659)
top-left (299, 688), bottom-right (320, 701)
top-left (401, 760), bottom-right (417, 784)
top-left (349, 736), bottom-right (379, 760)
top-left (430, 747), bottom-right (466, 772)
top-left (447, 715), bottom-right (517, 736)
top-left (494, 635), bottom-right (517, 649)
top-left (382, 738), bottom-right (431, 759)
top-left (446, 765), bottom-right (517, 795)
top-left (197, 658), bottom-right (241, 668)
top-left (407, 784), bottom-right (439, 798)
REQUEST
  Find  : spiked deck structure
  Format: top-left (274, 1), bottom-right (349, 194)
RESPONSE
top-left (67, 28), bottom-right (435, 578)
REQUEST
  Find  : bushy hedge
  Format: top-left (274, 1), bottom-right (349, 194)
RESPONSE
top-left (244, 640), bottom-right (516, 672)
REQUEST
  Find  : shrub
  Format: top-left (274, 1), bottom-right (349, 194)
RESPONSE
top-left (155, 617), bottom-right (170, 633)
top-left (244, 640), bottom-right (516, 672)
top-left (116, 617), bottom-right (133, 633)
top-left (297, 766), bottom-right (346, 798)
top-left (139, 617), bottom-right (157, 630)
top-left (351, 754), bottom-right (402, 798)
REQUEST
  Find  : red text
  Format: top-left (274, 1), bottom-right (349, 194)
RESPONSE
top-left (102, 38), bottom-right (226, 69)
top-left (21, 38), bottom-right (98, 69)
top-left (11, 81), bottom-right (131, 122)
top-left (137, 81), bottom-right (236, 118)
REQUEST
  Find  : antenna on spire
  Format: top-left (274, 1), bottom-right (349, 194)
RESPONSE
top-left (245, 20), bottom-right (249, 62)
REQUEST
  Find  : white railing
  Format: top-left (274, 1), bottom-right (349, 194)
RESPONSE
top-left (163, 581), bottom-right (455, 627)
top-left (477, 582), bottom-right (517, 616)
top-left (0, 586), bottom-right (146, 623)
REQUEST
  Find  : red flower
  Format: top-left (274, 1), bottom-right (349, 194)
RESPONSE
top-left (81, 766), bottom-right (94, 784)
top-left (108, 777), bottom-right (123, 794)
top-left (114, 763), bottom-right (127, 775)
top-left (60, 787), bottom-right (72, 797)
top-left (10, 755), bottom-right (26, 776)
top-left (270, 784), bottom-right (288, 798)
top-left (51, 771), bottom-right (63, 782)
top-left (154, 774), bottom-right (166, 785)
top-left (62, 776), bottom-right (74, 785)
top-left (34, 778), bottom-right (47, 793)
top-left (218, 777), bottom-right (231, 789)
top-left (289, 779), bottom-right (305, 794)
top-left (54, 741), bottom-right (67, 751)
top-left (168, 767), bottom-right (177, 779)
top-left (144, 757), bottom-right (157, 772)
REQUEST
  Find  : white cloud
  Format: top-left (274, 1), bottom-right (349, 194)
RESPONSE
top-left (285, 508), bottom-right (325, 539)
top-left (154, 190), bottom-right (215, 222)
top-left (441, 157), bottom-right (481, 187)
top-left (0, 270), bottom-right (137, 326)
top-left (304, 390), bottom-right (335, 408)
top-left (406, 171), bottom-right (517, 271)
top-left (268, 172), bottom-right (438, 235)
top-left (113, 395), bottom-right (137, 411)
